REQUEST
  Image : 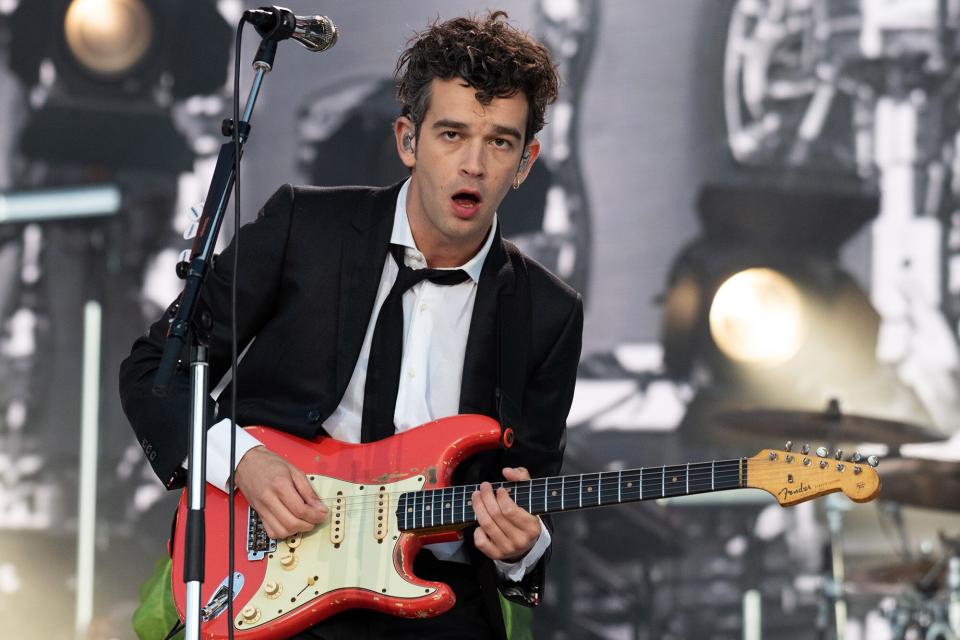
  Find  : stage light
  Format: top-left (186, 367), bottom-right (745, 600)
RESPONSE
top-left (8, 0), bottom-right (230, 170)
top-left (63, 0), bottom-right (153, 77)
top-left (661, 183), bottom-right (882, 397)
top-left (708, 268), bottom-right (806, 366)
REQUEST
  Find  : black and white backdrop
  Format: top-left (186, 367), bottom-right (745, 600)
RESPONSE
top-left (1, 1), bottom-right (959, 639)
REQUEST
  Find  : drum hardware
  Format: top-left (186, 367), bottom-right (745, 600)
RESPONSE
top-left (716, 399), bottom-right (946, 447)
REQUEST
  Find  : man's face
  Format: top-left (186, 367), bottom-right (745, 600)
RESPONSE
top-left (395, 77), bottom-right (539, 267)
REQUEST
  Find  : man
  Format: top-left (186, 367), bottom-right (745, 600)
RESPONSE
top-left (120, 12), bottom-right (582, 639)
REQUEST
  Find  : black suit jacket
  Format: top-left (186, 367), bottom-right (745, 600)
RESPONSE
top-left (118, 181), bottom-right (583, 635)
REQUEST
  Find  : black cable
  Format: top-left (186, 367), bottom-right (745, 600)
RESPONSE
top-left (226, 16), bottom-right (245, 640)
top-left (162, 619), bottom-right (184, 640)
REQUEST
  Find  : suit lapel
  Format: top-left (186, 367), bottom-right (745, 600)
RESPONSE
top-left (459, 226), bottom-right (515, 415)
top-left (335, 183), bottom-right (400, 399)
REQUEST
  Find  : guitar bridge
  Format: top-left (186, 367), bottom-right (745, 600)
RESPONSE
top-left (247, 507), bottom-right (276, 561)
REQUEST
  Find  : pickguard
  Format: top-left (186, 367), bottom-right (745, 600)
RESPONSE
top-left (234, 474), bottom-right (429, 631)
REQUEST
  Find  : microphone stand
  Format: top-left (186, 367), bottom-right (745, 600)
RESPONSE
top-left (151, 19), bottom-right (288, 640)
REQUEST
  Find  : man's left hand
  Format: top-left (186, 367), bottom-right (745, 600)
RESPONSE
top-left (471, 466), bottom-right (542, 562)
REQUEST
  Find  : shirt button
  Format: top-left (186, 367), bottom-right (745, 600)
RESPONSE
top-left (307, 409), bottom-right (321, 424)
top-left (407, 370), bottom-right (416, 379)
top-left (420, 303), bottom-right (428, 312)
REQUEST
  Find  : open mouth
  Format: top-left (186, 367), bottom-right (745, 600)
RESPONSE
top-left (452, 190), bottom-right (481, 207)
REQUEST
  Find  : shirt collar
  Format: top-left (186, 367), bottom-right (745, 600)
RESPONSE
top-left (391, 178), bottom-right (496, 283)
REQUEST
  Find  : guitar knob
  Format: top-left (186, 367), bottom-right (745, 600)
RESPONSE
top-left (280, 553), bottom-right (297, 569)
top-left (867, 455), bottom-right (880, 467)
top-left (264, 581), bottom-right (281, 597)
top-left (241, 606), bottom-right (260, 622)
top-left (816, 447), bottom-right (829, 458)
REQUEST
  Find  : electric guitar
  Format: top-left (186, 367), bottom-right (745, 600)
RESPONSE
top-left (170, 414), bottom-right (881, 639)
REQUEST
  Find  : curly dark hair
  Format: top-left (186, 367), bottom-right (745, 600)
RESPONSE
top-left (395, 11), bottom-right (559, 146)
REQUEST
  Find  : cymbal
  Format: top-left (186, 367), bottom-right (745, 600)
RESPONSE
top-left (876, 458), bottom-right (960, 511)
top-left (847, 558), bottom-right (943, 593)
top-left (715, 408), bottom-right (945, 445)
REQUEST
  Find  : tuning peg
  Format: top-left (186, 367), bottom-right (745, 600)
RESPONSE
top-left (836, 462), bottom-right (845, 472)
top-left (768, 451), bottom-right (778, 460)
top-left (784, 441), bottom-right (793, 452)
top-left (853, 466), bottom-right (863, 475)
top-left (819, 460), bottom-right (829, 469)
top-left (834, 449), bottom-right (843, 461)
top-left (816, 446), bottom-right (829, 458)
top-left (801, 443), bottom-right (810, 455)
top-left (867, 455), bottom-right (880, 467)
top-left (852, 451), bottom-right (863, 463)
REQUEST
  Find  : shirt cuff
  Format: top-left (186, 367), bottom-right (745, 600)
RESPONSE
top-left (493, 517), bottom-right (552, 582)
top-left (181, 418), bottom-right (264, 493)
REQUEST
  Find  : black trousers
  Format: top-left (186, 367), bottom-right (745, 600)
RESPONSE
top-left (288, 551), bottom-right (500, 640)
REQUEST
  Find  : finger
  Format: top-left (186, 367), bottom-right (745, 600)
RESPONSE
top-left (495, 487), bottom-right (537, 531)
top-left (472, 487), bottom-right (510, 549)
top-left (256, 509), bottom-right (286, 540)
top-left (493, 488), bottom-right (535, 552)
top-left (473, 526), bottom-right (501, 560)
top-left (502, 466), bottom-right (531, 481)
top-left (274, 477), bottom-right (323, 533)
top-left (291, 470), bottom-right (328, 522)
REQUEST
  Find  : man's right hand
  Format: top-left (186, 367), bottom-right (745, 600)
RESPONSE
top-left (234, 446), bottom-right (328, 539)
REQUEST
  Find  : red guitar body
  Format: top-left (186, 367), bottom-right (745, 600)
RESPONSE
top-left (170, 414), bottom-right (504, 640)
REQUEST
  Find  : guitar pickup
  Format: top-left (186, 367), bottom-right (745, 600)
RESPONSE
top-left (330, 491), bottom-right (345, 545)
top-left (375, 486), bottom-right (388, 542)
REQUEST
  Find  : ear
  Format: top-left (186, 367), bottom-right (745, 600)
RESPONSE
top-left (515, 139), bottom-right (541, 187)
top-left (394, 116), bottom-right (416, 169)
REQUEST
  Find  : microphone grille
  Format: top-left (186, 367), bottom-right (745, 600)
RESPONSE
top-left (295, 16), bottom-right (338, 52)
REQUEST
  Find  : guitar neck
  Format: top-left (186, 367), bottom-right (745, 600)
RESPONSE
top-left (396, 458), bottom-right (746, 531)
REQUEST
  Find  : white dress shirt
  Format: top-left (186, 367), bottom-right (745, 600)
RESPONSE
top-left (200, 179), bottom-right (550, 580)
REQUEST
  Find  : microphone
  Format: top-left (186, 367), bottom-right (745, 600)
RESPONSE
top-left (244, 6), bottom-right (338, 52)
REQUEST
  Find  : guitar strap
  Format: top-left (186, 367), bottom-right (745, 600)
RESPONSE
top-left (496, 242), bottom-right (530, 435)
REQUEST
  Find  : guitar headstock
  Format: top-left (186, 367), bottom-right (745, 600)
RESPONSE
top-left (746, 442), bottom-right (881, 506)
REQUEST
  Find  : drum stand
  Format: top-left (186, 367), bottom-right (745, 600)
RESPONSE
top-left (818, 491), bottom-right (853, 640)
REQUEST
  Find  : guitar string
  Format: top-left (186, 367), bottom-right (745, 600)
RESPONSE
top-left (245, 462), bottom-right (864, 515)
top-left (255, 465), bottom-right (742, 506)
top-left (292, 463), bottom-right (864, 506)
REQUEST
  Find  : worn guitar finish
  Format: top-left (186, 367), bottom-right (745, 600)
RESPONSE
top-left (170, 414), bottom-right (881, 639)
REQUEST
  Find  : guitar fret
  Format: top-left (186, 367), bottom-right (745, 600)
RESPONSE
top-left (394, 457), bottom-right (754, 529)
top-left (443, 487), bottom-right (448, 526)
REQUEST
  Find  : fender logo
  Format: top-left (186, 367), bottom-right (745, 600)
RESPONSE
top-left (778, 482), bottom-right (811, 501)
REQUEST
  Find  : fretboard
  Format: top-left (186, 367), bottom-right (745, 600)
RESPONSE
top-left (396, 458), bottom-right (746, 531)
